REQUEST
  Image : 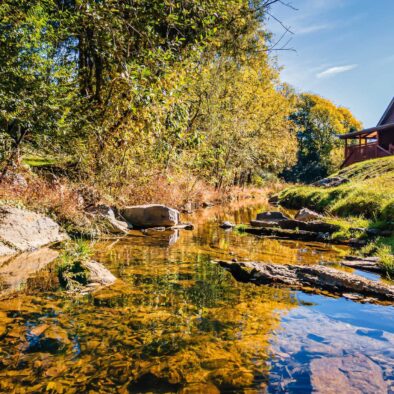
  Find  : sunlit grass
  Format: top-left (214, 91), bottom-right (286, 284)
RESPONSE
top-left (278, 156), bottom-right (394, 223)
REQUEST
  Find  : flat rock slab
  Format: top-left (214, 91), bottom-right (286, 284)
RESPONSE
top-left (313, 176), bottom-right (349, 188)
top-left (242, 226), bottom-right (328, 242)
top-left (0, 206), bottom-right (68, 256)
top-left (120, 204), bottom-right (180, 228)
top-left (216, 260), bottom-right (394, 302)
top-left (310, 354), bottom-right (387, 394)
top-left (340, 257), bottom-right (383, 273)
top-left (250, 219), bottom-right (339, 234)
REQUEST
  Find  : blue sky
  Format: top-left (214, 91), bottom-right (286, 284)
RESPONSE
top-left (267, 0), bottom-right (394, 127)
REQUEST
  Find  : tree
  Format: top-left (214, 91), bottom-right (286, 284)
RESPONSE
top-left (0, 0), bottom-right (74, 179)
top-left (0, 0), bottom-right (296, 193)
top-left (283, 93), bottom-right (362, 183)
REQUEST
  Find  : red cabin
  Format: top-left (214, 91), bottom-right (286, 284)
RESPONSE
top-left (339, 97), bottom-right (394, 167)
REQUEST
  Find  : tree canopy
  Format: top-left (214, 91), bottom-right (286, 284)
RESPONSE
top-left (283, 93), bottom-right (362, 183)
top-left (0, 1), bottom-right (361, 192)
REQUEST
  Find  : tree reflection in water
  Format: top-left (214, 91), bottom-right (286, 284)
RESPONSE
top-left (0, 200), bottom-right (349, 393)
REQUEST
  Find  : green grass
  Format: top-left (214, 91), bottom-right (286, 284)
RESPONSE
top-left (279, 156), bottom-right (394, 223)
top-left (278, 157), bottom-right (394, 275)
top-left (359, 239), bottom-right (394, 278)
top-left (57, 240), bottom-right (92, 290)
top-left (22, 155), bottom-right (57, 167)
top-left (233, 224), bottom-right (249, 236)
top-left (377, 245), bottom-right (394, 278)
top-left (325, 216), bottom-right (370, 241)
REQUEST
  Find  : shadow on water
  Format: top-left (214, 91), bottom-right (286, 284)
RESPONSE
top-left (0, 199), bottom-right (392, 393)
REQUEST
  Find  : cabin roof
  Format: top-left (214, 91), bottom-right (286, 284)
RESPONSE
top-left (377, 97), bottom-right (394, 126)
top-left (338, 122), bottom-right (394, 139)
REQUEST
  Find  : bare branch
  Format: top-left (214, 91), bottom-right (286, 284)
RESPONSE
top-left (266, 11), bottom-right (294, 35)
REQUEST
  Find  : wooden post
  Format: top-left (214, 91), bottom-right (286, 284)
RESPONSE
top-left (345, 138), bottom-right (348, 159)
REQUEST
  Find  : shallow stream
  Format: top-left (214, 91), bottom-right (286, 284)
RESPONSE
top-left (0, 200), bottom-right (393, 393)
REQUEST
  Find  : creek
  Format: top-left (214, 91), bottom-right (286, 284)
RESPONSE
top-left (0, 200), bottom-right (393, 393)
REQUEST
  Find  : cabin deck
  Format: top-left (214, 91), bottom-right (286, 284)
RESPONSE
top-left (342, 142), bottom-right (394, 167)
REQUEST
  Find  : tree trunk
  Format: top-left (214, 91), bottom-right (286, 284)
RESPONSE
top-left (0, 127), bottom-right (29, 182)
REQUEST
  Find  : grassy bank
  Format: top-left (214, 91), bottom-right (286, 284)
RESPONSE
top-left (278, 156), bottom-right (394, 276)
top-left (279, 156), bottom-right (394, 222)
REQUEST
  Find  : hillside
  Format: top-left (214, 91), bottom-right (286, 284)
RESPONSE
top-left (278, 156), bottom-right (394, 223)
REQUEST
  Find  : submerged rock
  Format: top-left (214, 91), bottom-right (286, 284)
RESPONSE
top-left (270, 307), bottom-right (394, 393)
top-left (295, 208), bottom-right (323, 222)
top-left (310, 354), bottom-right (387, 394)
top-left (120, 204), bottom-right (180, 228)
top-left (24, 324), bottom-right (71, 355)
top-left (179, 383), bottom-right (220, 394)
top-left (0, 206), bottom-right (68, 256)
top-left (91, 278), bottom-right (138, 306)
top-left (216, 260), bottom-right (394, 302)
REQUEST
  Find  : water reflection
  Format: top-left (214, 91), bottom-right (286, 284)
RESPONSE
top-left (268, 294), bottom-right (394, 393)
top-left (0, 199), bottom-right (386, 393)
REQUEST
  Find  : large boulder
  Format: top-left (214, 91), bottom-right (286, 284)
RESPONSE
top-left (120, 204), bottom-right (180, 228)
top-left (86, 204), bottom-right (129, 234)
top-left (0, 206), bottom-right (68, 256)
top-left (255, 211), bottom-right (290, 222)
top-left (295, 208), bottom-right (323, 222)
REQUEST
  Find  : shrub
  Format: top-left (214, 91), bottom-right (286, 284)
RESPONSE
top-left (57, 241), bottom-right (92, 290)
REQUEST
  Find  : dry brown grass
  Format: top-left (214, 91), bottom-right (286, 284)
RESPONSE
top-left (114, 174), bottom-right (284, 211)
top-left (0, 169), bottom-right (284, 233)
top-left (0, 172), bottom-right (87, 228)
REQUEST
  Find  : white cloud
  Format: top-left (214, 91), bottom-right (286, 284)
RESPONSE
top-left (296, 23), bottom-right (331, 35)
top-left (316, 64), bottom-right (358, 79)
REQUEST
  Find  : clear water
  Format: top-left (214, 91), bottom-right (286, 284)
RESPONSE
top-left (0, 200), bottom-right (393, 393)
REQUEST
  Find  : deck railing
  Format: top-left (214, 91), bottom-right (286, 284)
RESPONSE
top-left (342, 142), bottom-right (393, 167)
